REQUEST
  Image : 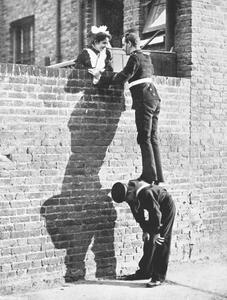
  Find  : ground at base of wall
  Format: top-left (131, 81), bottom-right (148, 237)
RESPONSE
top-left (0, 259), bottom-right (227, 300)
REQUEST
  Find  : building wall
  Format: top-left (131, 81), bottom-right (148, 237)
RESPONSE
top-left (0, 0), bottom-right (36, 64)
top-left (0, 0), bottom-right (80, 66)
top-left (35, 0), bottom-right (80, 64)
top-left (0, 0), bottom-right (5, 61)
top-left (0, 62), bottom-right (226, 293)
top-left (0, 0), bottom-right (194, 77)
top-left (60, 0), bottom-right (80, 61)
top-left (175, 0), bottom-right (192, 77)
top-left (0, 0), bottom-right (226, 293)
top-left (189, 0), bottom-right (227, 250)
top-left (35, 0), bottom-right (58, 65)
top-left (123, 0), bottom-right (142, 31)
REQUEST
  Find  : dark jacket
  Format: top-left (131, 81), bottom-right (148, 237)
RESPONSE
top-left (74, 46), bottom-right (113, 71)
top-left (102, 50), bottom-right (160, 109)
top-left (128, 185), bottom-right (174, 237)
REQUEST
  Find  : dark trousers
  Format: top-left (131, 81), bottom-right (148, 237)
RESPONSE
top-left (135, 98), bottom-right (164, 184)
top-left (138, 195), bottom-right (176, 281)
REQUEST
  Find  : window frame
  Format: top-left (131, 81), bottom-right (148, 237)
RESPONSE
top-left (142, 0), bottom-right (166, 35)
top-left (10, 15), bottom-right (35, 65)
top-left (141, 0), bottom-right (176, 51)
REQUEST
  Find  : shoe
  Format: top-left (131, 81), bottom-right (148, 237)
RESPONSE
top-left (117, 272), bottom-right (150, 281)
top-left (146, 280), bottom-right (162, 287)
top-left (131, 176), bottom-right (143, 182)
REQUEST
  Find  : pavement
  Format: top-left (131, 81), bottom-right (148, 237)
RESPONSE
top-left (0, 260), bottom-right (227, 300)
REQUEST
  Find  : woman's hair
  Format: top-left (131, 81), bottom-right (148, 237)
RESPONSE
top-left (88, 31), bottom-right (112, 45)
top-left (124, 29), bottom-right (140, 47)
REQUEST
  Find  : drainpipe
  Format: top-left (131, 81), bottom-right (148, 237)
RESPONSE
top-left (56, 0), bottom-right (61, 63)
top-left (79, 0), bottom-right (85, 52)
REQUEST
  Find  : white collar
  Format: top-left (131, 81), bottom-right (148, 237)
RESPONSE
top-left (136, 182), bottom-right (150, 197)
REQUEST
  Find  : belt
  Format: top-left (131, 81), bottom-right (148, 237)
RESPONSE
top-left (128, 78), bottom-right (152, 88)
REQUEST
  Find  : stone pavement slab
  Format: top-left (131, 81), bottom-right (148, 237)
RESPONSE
top-left (0, 261), bottom-right (227, 300)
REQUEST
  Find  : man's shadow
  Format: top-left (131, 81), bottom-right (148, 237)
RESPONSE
top-left (41, 69), bottom-right (124, 282)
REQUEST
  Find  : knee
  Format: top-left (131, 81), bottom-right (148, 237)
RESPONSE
top-left (137, 133), bottom-right (151, 145)
top-left (150, 131), bottom-right (158, 144)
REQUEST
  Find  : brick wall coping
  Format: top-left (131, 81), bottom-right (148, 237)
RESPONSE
top-left (0, 63), bottom-right (190, 87)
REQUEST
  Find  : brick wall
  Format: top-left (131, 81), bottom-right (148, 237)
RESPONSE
top-left (0, 63), bottom-right (125, 293)
top-left (175, 0), bottom-right (192, 77)
top-left (123, 0), bottom-right (142, 31)
top-left (0, 0), bottom-right (81, 66)
top-left (0, 0), bottom-right (196, 78)
top-left (0, 0), bottom-right (5, 61)
top-left (189, 0), bottom-right (227, 254)
top-left (0, 0), bottom-right (36, 64)
top-left (0, 63), bottom-right (226, 294)
top-left (123, 0), bottom-right (194, 78)
top-left (60, 0), bottom-right (80, 61)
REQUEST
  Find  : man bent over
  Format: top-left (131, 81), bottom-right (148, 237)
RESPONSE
top-left (111, 180), bottom-right (175, 287)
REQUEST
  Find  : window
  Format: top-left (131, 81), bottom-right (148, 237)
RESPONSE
top-left (141, 0), bottom-right (166, 50)
top-left (94, 0), bottom-right (123, 48)
top-left (143, 0), bottom-right (166, 34)
top-left (10, 16), bottom-right (35, 65)
top-left (141, 0), bottom-right (176, 51)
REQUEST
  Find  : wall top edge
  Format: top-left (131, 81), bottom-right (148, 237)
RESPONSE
top-left (0, 63), bottom-right (190, 87)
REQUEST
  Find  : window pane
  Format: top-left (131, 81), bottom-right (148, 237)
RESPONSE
top-left (143, 0), bottom-right (166, 34)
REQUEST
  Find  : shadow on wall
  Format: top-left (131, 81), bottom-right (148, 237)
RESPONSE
top-left (40, 70), bottom-right (125, 282)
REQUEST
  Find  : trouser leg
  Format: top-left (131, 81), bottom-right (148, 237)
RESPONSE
top-left (139, 142), bottom-right (157, 183)
top-left (138, 238), bottom-right (156, 276)
top-left (150, 236), bottom-right (172, 282)
top-left (138, 235), bottom-right (168, 280)
top-left (135, 100), bottom-right (163, 183)
top-left (152, 195), bottom-right (176, 281)
top-left (150, 105), bottom-right (164, 182)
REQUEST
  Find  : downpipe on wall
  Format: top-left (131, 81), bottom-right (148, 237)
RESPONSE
top-left (56, 0), bottom-right (61, 63)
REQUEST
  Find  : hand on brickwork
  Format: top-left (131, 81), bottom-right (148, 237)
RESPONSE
top-left (88, 68), bottom-right (103, 85)
top-left (153, 234), bottom-right (164, 245)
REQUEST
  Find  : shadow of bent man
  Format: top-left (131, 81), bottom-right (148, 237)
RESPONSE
top-left (41, 69), bottom-right (125, 282)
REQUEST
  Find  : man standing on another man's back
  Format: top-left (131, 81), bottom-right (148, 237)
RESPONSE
top-left (89, 29), bottom-right (164, 185)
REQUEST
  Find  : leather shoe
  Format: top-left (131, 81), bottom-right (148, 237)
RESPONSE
top-left (146, 280), bottom-right (162, 287)
top-left (117, 272), bottom-right (150, 280)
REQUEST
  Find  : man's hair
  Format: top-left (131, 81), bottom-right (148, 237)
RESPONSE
top-left (124, 29), bottom-right (140, 47)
